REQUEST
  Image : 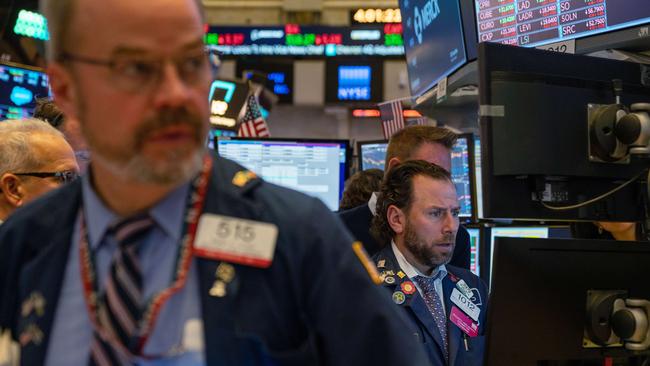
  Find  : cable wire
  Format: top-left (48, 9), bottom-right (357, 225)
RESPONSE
top-left (539, 169), bottom-right (648, 211)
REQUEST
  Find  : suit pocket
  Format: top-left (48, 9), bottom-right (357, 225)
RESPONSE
top-left (460, 335), bottom-right (485, 366)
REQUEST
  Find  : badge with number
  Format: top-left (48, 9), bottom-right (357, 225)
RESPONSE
top-left (450, 288), bottom-right (480, 321)
top-left (195, 214), bottom-right (278, 268)
top-left (456, 279), bottom-right (473, 299)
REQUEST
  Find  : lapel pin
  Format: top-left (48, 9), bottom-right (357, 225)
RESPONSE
top-left (216, 262), bottom-right (236, 283)
top-left (209, 280), bottom-right (227, 298)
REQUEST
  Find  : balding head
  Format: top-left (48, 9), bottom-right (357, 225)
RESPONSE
top-left (0, 119), bottom-right (79, 221)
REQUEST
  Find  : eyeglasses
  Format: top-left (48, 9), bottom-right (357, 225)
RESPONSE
top-left (14, 170), bottom-right (79, 184)
top-left (60, 47), bottom-right (219, 93)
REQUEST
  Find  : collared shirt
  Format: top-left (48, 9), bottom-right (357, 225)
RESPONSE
top-left (391, 241), bottom-right (447, 315)
top-left (46, 174), bottom-right (204, 365)
top-left (368, 192), bottom-right (379, 216)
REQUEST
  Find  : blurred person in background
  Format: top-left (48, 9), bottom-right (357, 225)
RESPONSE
top-left (339, 168), bottom-right (383, 211)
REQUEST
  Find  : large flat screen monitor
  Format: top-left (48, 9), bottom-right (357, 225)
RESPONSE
top-left (216, 137), bottom-right (350, 211)
top-left (357, 134), bottom-right (478, 221)
top-left (479, 42), bottom-right (649, 222)
top-left (486, 237), bottom-right (650, 365)
top-left (325, 60), bottom-right (383, 104)
top-left (400, 0), bottom-right (469, 98)
top-left (475, 0), bottom-right (650, 51)
top-left (0, 62), bottom-right (50, 120)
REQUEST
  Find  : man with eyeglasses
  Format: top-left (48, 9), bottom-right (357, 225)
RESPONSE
top-left (0, 0), bottom-right (429, 365)
top-left (0, 118), bottom-right (79, 224)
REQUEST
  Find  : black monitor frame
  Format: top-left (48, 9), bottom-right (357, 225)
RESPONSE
top-left (479, 42), bottom-right (650, 222)
top-left (486, 237), bottom-right (650, 365)
top-left (356, 139), bottom-right (388, 172)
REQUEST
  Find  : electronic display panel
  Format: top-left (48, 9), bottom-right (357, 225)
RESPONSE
top-left (467, 227), bottom-right (481, 277)
top-left (216, 138), bottom-right (350, 211)
top-left (0, 62), bottom-right (50, 120)
top-left (475, 0), bottom-right (650, 48)
top-left (400, 0), bottom-right (468, 97)
top-left (325, 61), bottom-right (382, 104)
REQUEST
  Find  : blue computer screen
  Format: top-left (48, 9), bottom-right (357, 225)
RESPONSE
top-left (337, 65), bottom-right (372, 101)
top-left (400, 0), bottom-right (468, 97)
top-left (216, 138), bottom-right (349, 211)
top-left (0, 63), bottom-right (50, 120)
top-left (359, 142), bottom-right (388, 171)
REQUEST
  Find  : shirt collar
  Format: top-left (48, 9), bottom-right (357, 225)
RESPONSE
top-left (368, 191), bottom-right (379, 216)
top-left (82, 172), bottom-right (190, 250)
top-left (391, 240), bottom-right (447, 280)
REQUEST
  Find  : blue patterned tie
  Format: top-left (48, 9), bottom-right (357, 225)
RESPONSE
top-left (90, 214), bottom-right (154, 365)
top-left (414, 274), bottom-right (448, 361)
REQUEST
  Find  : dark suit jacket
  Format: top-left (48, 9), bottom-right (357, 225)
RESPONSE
top-left (373, 245), bottom-right (488, 366)
top-left (0, 155), bottom-right (431, 366)
top-left (338, 203), bottom-right (472, 269)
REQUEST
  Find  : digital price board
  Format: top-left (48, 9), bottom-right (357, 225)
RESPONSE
top-left (475, 0), bottom-right (650, 48)
top-left (205, 24), bottom-right (404, 57)
top-left (0, 62), bottom-right (50, 121)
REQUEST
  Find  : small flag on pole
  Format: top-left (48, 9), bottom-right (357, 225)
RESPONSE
top-left (378, 100), bottom-right (405, 139)
top-left (238, 94), bottom-right (270, 137)
top-left (407, 116), bottom-right (428, 126)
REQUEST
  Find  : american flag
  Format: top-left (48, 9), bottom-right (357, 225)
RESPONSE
top-left (378, 100), bottom-right (405, 139)
top-left (238, 94), bottom-right (270, 137)
top-left (407, 117), bottom-right (428, 126)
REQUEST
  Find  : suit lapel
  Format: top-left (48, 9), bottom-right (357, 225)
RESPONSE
top-left (375, 247), bottom-right (447, 359)
top-left (17, 182), bottom-right (81, 365)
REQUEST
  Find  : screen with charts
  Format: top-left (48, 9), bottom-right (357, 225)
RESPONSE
top-left (466, 227), bottom-right (481, 277)
top-left (0, 63), bottom-right (50, 120)
top-left (473, 136), bottom-right (484, 219)
top-left (358, 136), bottom-right (476, 219)
top-left (216, 138), bottom-right (349, 211)
top-left (475, 0), bottom-right (650, 48)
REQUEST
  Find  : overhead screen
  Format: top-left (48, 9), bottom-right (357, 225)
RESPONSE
top-left (475, 0), bottom-right (650, 48)
top-left (400, 0), bottom-right (469, 97)
top-left (0, 63), bottom-right (50, 120)
top-left (216, 138), bottom-right (349, 211)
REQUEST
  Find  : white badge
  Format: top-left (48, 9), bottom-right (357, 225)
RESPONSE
top-left (450, 288), bottom-right (480, 322)
top-left (195, 214), bottom-right (278, 268)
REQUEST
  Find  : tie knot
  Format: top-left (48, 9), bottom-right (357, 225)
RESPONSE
top-left (414, 274), bottom-right (440, 290)
top-left (109, 213), bottom-right (154, 249)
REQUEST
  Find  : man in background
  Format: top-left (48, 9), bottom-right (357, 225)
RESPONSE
top-left (0, 118), bottom-right (79, 223)
top-left (33, 98), bottom-right (90, 172)
top-left (372, 160), bottom-right (487, 365)
top-left (339, 125), bottom-right (471, 268)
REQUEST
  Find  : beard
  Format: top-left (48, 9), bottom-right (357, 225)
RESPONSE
top-left (81, 104), bottom-right (207, 185)
top-left (403, 220), bottom-right (455, 269)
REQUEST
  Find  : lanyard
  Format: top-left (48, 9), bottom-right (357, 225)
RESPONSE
top-left (78, 154), bottom-right (212, 360)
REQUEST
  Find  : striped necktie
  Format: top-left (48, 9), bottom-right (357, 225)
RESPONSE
top-left (414, 274), bottom-right (448, 362)
top-left (90, 214), bottom-right (154, 366)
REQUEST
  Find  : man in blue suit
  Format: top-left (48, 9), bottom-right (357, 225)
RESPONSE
top-left (372, 160), bottom-right (487, 365)
top-left (339, 126), bottom-right (471, 268)
top-left (0, 0), bottom-right (431, 364)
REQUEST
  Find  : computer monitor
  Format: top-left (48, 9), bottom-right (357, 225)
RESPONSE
top-left (466, 227), bottom-right (481, 277)
top-left (400, 0), bottom-right (473, 98)
top-left (215, 137), bottom-right (350, 211)
top-left (357, 140), bottom-right (388, 171)
top-left (473, 136), bottom-right (484, 219)
top-left (479, 42), bottom-right (649, 222)
top-left (486, 226), bottom-right (571, 286)
top-left (237, 60), bottom-right (294, 104)
top-left (357, 135), bottom-right (478, 221)
top-left (474, 0), bottom-right (650, 52)
top-left (486, 237), bottom-right (650, 365)
top-left (451, 133), bottom-right (477, 222)
top-left (0, 62), bottom-right (50, 120)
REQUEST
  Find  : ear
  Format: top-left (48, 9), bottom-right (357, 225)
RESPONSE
top-left (0, 174), bottom-right (25, 208)
top-left (387, 205), bottom-right (406, 235)
top-left (386, 157), bottom-right (402, 172)
top-left (47, 63), bottom-right (80, 121)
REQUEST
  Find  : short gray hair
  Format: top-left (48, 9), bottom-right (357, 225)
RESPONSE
top-left (41, 0), bottom-right (206, 62)
top-left (0, 119), bottom-right (65, 177)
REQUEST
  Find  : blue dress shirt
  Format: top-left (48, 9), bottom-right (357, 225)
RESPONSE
top-left (45, 175), bottom-right (204, 365)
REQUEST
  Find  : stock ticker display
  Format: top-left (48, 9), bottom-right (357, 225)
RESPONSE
top-left (451, 137), bottom-right (472, 219)
top-left (0, 64), bottom-right (50, 120)
top-left (475, 0), bottom-right (650, 47)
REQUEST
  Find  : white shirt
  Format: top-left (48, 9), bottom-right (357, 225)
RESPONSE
top-left (391, 241), bottom-right (447, 314)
